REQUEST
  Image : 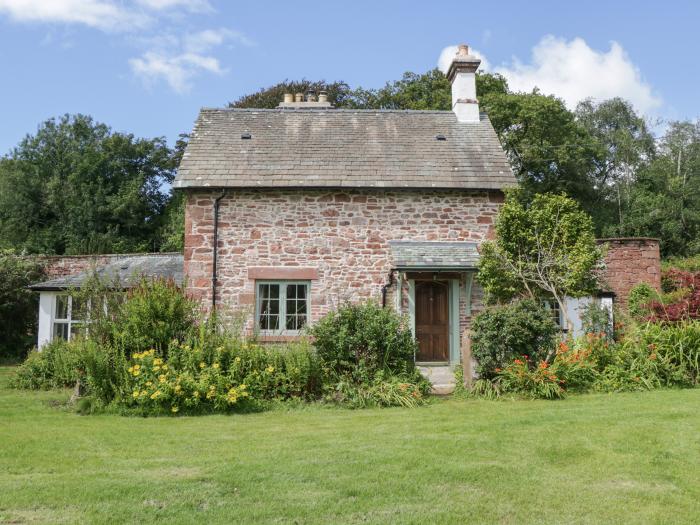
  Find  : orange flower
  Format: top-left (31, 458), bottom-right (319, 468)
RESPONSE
top-left (514, 359), bottom-right (523, 365)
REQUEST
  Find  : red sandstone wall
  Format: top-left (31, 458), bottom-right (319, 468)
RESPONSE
top-left (184, 189), bottom-right (502, 335)
top-left (37, 255), bottom-right (112, 279)
top-left (599, 238), bottom-right (661, 308)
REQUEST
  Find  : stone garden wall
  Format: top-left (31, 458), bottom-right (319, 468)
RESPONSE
top-left (598, 238), bottom-right (661, 308)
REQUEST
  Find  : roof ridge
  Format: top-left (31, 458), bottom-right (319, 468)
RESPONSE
top-left (200, 107), bottom-right (490, 117)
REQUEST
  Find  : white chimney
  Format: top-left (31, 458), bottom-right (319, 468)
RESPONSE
top-left (446, 44), bottom-right (481, 122)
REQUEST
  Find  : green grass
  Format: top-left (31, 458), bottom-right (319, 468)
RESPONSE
top-left (1, 366), bottom-right (699, 524)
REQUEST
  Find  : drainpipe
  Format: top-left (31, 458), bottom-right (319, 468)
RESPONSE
top-left (381, 269), bottom-right (396, 308)
top-left (211, 189), bottom-right (227, 310)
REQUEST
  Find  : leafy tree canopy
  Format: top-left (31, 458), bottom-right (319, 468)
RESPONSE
top-left (616, 120), bottom-right (700, 256)
top-left (0, 114), bottom-right (178, 255)
top-left (0, 251), bottom-right (44, 359)
top-left (478, 191), bottom-right (604, 331)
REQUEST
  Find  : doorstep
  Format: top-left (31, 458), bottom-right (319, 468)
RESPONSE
top-left (417, 365), bottom-right (456, 395)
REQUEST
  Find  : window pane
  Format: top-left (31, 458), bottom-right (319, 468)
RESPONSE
top-left (258, 284), bottom-right (280, 331)
top-left (55, 296), bottom-right (69, 320)
top-left (53, 323), bottom-right (69, 340)
top-left (285, 284), bottom-right (308, 331)
top-left (70, 323), bottom-right (85, 340)
top-left (71, 297), bottom-right (85, 321)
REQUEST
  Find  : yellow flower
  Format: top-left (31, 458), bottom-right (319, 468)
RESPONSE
top-left (193, 391), bottom-right (200, 399)
top-left (266, 366), bottom-right (275, 374)
top-left (133, 370), bottom-right (141, 377)
top-left (140, 390), bottom-right (148, 397)
top-left (199, 362), bottom-right (206, 369)
top-left (145, 381), bottom-right (153, 387)
top-left (132, 390), bottom-right (139, 398)
top-left (213, 363), bottom-right (220, 369)
top-left (153, 358), bottom-right (163, 366)
top-left (150, 390), bottom-right (161, 400)
top-left (174, 384), bottom-right (182, 393)
top-left (171, 406), bottom-right (179, 413)
top-left (127, 366), bottom-right (134, 373)
top-left (158, 375), bottom-right (167, 383)
top-left (235, 357), bottom-right (241, 363)
top-left (133, 364), bottom-right (141, 370)
top-left (132, 353), bottom-right (138, 360)
top-left (161, 364), bottom-right (168, 371)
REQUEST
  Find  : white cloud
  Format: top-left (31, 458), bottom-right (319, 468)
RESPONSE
top-left (0, 0), bottom-right (252, 94)
top-left (184, 28), bottom-right (254, 53)
top-left (0, 0), bottom-right (149, 31)
top-left (135, 0), bottom-right (213, 13)
top-left (129, 27), bottom-right (253, 93)
top-left (129, 50), bottom-right (225, 93)
top-left (437, 44), bottom-right (490, 74)
top-left (496, 36), bottom-right (662, 114)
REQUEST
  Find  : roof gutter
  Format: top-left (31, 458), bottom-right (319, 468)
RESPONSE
top-left (211, 189), bottom-right (227, 310)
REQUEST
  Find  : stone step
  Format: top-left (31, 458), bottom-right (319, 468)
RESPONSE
top-left (417, 365), bottom-right (456, 395)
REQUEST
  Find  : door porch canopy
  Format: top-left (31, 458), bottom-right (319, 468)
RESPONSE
top-left (388, 241), bottom-right (479, 271)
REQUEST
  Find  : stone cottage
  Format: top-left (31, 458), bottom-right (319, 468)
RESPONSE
top-left (28, 45), bottom-right (663, 390)
top-left (175, 44), bottom-right (514, 368)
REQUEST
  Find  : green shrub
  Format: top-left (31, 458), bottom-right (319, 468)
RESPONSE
top-left (580, 301), bottom-right (613, 340)
top-left (10, 339), bottom-right (83, 389)
top-left (80, 339), bottom-right (130, 405)
top-left (308, 301), bottom-right (418, 379)
top-left (593, 321), bottom-right (700, 392)
top-left (0, 251), bottom-right (44, 361)
top-left (107, 278), bottom-right (199, 356)
top-left (120, 339), bottom-right (323, 415)
top-left (323, 371), bottom-right (429, 408)
top-left (550, 339), bottom-right (599, 391)
top-left (496, 358), bottom-right (564, 399)
top-left (628, 283), bottom-right (659, 319)
top-left (471, 299), bottom-right (559, 379)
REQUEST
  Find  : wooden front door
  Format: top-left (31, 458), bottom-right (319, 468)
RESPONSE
top-left (415, 281), bottom-right (449, 362)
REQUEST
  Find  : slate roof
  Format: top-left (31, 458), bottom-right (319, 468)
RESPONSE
top-left (30, 254), bottom-right (184, 291)
top-left (389, 241), bottom-right (479, 270)
top-left (175, 108), bottom-right (515, 190)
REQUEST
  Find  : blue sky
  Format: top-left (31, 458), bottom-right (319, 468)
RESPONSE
top-left (0, 0), bottom-right (698, 154)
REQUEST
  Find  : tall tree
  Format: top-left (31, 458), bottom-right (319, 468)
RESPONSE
top-left (483, 91), bottom-right (602, 218)
top-left (575, 98), bottom-right (656, 230)
top-left (0, 114), bottom-right (176, 255)
top-left (229, 80), bottom-right (353, 109)
top-left (619, 120), bottom-right (700, 256)
top-left (478, 192), bottom-right (604, 332)
top-left (349, 69), bottom-right (508, 110)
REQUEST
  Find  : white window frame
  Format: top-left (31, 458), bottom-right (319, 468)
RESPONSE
top-left (52, 294), bottom-right (84, 342)
top-left (542, 299), bottom-right (565, 331)
top-left (255, 280), bottom-right (310, 336)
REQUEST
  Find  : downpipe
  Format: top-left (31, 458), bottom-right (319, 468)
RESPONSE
top-left (211, 189), bottom-right (227, 311)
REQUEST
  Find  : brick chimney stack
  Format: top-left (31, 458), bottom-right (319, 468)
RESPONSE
top-left (446, 44), bottom-right (481, 122)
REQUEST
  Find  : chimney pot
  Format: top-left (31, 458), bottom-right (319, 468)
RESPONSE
top-left (294, 93), bottom-right (304, 103)
top-left (446, 43), bottom-right (481, 122)
top-left (283, 93), bottom-right (294, 103)
top-left (318, 90), bottom-right (328, 103)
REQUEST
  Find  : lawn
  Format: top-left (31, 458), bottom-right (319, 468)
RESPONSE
top-left (1, 367), bottom-right (699, 524)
